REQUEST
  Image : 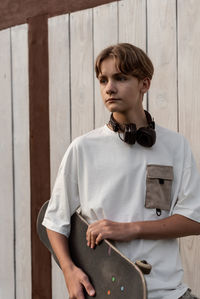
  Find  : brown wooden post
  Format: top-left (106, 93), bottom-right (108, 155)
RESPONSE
top-left (28, 14), bottom-right (52, 299)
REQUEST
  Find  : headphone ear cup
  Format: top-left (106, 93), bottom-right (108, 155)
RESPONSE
top-left (124, 124), bottom-right (137, 144)
top-left (124, 130), bottom-right (136, 144)
top-left (136, 127), bottom-right (156, 147)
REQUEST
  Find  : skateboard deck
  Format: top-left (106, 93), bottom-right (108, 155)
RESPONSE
top-left (37, 200), bottom-right (149, 299)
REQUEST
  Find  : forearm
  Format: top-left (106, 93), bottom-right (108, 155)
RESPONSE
top-left (134, 214), bottom-right (200, 240)
top-left (85, 215), bottom-right (200, 247)
top-left (46, 228), bottom-right (74, 272)
top-left (46, 228), bottom-right (96, 298)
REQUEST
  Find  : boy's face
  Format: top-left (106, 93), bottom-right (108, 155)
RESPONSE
top-left (98, 57), bottom-right (149, 115)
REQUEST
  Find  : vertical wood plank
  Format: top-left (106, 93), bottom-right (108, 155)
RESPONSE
top-left (28, 14), bottom-right (52, 299)
top-left (178, 0), bottom-right (200, 162)
top-left (48, 14), bottom-right (70, 299)
top-left (179, 236), bottom-right (200, 296)
top-left (0, 28), bottom-right (15, 299)
top-left (70, 9), bottom-right (94, 139)
top-left (11, 24), bottom-right (31, 299)
top-left (178, 0), bottom-right (200, 296)
top-left (118, 0), bottom-right (147, 109)
top-left (118, 0), bottom-right (146, 50)
top-left (93, 2), bottom-right (118, 128)
top-left (147, 0), bottom-right (177, 130)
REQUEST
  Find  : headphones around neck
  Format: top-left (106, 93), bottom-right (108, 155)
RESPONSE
top-left (108, 110), bottom-right (156, 147)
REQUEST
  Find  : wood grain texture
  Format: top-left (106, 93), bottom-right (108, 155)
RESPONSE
top-left (178, 0), bottom-right (200, 296)
top-left (28, 14), bottom-right (52, 299)
top-left (93, 2), bottom-right (118, 128)
top-left (48, 15), bottom-right (71, 186)
top-left (70, 9), bottom-right (94, 139)
top-left (179, 236), bottom-right (200, 296)
top-left (48, 14), bottom-right (71, 299)
top-left (118, 0), bottom-right (147, 109)
top-left (11, 24), bottom-right (31, 299)
top-left (0, 0), bottom-right (119, 31)
top-left (178, 0), bottom-right (200, 162)
top-left (118, 0), bottom-right (146, 50)
top-left (147, 0), bottom-right (177, 130)
top-left (0, 28), bottom-right (15, 299)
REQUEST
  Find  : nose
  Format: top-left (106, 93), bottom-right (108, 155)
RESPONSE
top-left (106, 80), bottom-right (117, 95)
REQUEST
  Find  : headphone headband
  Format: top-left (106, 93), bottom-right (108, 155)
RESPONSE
top-left (108, 110), bottom-right (156, 147)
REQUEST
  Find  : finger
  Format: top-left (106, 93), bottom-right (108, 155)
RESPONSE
top-left (95, 233), bottom-right (103, 245)
top-left (86, 227), bottom-right (91, 241)
top-left (90, 231), bottom-right (96, 249)
top-left (81, 274), bottom-right (95, 297)
top-left (86, 228), bottom-right (91, 247)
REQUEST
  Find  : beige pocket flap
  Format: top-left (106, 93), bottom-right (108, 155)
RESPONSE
top-left (147, 165), bottom-right (173, 180)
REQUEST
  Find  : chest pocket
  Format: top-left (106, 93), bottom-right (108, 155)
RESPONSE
top-left (145, 165), bottom-right (174, 211)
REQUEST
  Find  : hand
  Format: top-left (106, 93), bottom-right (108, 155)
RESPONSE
top-left (86, 219), bottom-right (137, 249)
top-left (63, 264), bottom-right (95, 299)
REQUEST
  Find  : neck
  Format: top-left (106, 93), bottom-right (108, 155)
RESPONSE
top-left (113, 108), bottom-right (148, 129)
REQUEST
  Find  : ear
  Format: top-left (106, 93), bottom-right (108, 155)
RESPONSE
top-left (140, 77), bottom-right (151, 94)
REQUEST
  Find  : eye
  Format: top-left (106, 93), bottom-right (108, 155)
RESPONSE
top-left (99, 77), bottom-right (107, 84)
top-left (116, 75), bottom-right (127, 81)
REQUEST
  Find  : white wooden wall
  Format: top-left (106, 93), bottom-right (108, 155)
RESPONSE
top-left (0, 25), bottom-right (31, 299)
top-left (1, 0), bottom-right (200, 298)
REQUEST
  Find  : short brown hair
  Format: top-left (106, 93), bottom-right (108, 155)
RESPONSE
top-left (95, 43), bottom-right (154, 80)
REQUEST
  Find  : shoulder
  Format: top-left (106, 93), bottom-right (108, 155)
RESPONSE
top-left (155, 123), bottom-right (193, 164)
top-left (155, 123), bottom-right (186, 146)
top-left (57, 127), bottom-right (106, 170)
top-left (155, 123), bottom-right (182, 139)
top-left (71, 126), bottom-right (107, 148)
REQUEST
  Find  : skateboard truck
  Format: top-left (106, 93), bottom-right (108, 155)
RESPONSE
top-left (135, 260), bottom-right (152, 275)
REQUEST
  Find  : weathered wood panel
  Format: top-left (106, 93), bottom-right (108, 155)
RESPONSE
top-left (0, 0), bottom-right (119, 31)
top-left (93, 2), bottom-right (118, 128)
top-left (70, 9), bottom-right (94, 138)
top-left (178, 0), bottom-right (200, 296)
top-left (47, 2), bottom-right (200, 297)
top-left (11, 24), bottom-right (31, 299)
top-left (118, 0), bottom-right (146, 51)
top-left (48, 14), bottom-right (71, 299)
top-left (118, 0), bottom-right (147, 108)
top-left (0, 28), bottom-right (15, 299)
top-left (147, 0), bottom-right (177, 130)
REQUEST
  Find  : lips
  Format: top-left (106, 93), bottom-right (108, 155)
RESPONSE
top-left (106, 98), bottom-right (120, 103)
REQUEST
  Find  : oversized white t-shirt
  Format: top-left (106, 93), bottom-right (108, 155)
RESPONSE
top-left (42, 123), bottom-right (200, 299)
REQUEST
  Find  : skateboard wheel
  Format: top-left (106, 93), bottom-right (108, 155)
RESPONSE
top-left (135, 260), bottom-right (152, 274)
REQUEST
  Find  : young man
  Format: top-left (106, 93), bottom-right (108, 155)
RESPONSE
top-left (42, 43), bottom-right (200, 299)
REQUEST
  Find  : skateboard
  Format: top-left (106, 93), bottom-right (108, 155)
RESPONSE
top-left (37, 200), bottom-right (151, 298)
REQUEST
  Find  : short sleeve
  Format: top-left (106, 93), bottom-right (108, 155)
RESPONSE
top-left (172, 138), bottom-right (200, 222)
top-left (42, 141), bottom-right (80, 237)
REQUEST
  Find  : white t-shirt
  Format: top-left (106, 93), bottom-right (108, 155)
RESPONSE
top-left (42, 123), bottom-right (200, 299)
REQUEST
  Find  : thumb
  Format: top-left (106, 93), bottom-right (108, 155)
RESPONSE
top-left (82, 276), bottom-right (96, 297)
